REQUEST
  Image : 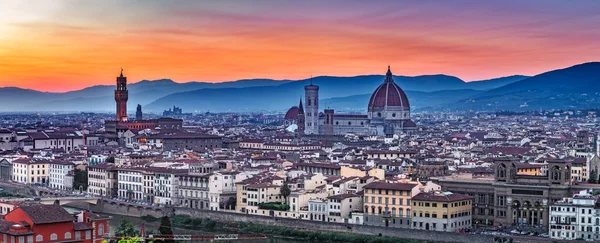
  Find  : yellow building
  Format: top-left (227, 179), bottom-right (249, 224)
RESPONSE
top-left (571, 159), bottom-right (587, 182)
top-left (341, 166), bottom-right (385, 180)
top-left (363, 182), bottom-right (419, 228)
top-left (11, 158), bottom-right (48, 185)
top-left (411, 191), bottom-right (473, 232)
top-left (516, 163), bottom-right (542, 176)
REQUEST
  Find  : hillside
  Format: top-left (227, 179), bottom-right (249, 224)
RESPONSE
top-left (449, 62), bottom-right (600, 111)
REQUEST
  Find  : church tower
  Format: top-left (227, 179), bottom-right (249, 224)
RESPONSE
top-left (115, 69), bottom-right (128, 122)
top-left (304, 83), bottom-right (319, 134)
top-left (136, 104), bottom-right (143, 120)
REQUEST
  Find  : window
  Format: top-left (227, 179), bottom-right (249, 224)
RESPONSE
top-left (50, 234), bottom-right (57, 241)
top-left (65, 232), bottom-right (72, 239)
top-left (86, 230), bottom-right (92, 239)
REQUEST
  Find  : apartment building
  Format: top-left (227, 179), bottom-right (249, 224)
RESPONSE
top-left (208, 171), bottom-right (249, 211)
top-left (48, 160), bottom-right (75, 190)
top-left (11, 158), bottom-right (48, 185)
top-left (411, 191), bottom-right (473, 232)
top-left (176, 174), bottom-right (210, 209)
top-left (549, 192), bottom-right (600, 241)
top-left (87, 163), bottom-right (117, 197)
top-left (327, 193), bottom-right (362, 223)
top-left (117, 168), bottom-right (144, 201)
top-left (363, 182), bottom-right (420, 228)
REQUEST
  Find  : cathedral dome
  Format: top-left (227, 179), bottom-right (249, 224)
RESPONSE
top-left (284, 106), bottom-right (299, 120)
top-left (368, 66), bottom-right (410, 112)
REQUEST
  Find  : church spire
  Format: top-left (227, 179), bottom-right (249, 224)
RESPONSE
top-left (120, 68), bottom-right (124, 77)
top-left (384, 65), bottom-right (394, 83)
top-left (298, 97), bottom-right (304, 114)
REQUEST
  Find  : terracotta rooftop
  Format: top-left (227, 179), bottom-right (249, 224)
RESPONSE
top-left (18, 204), bottom-right (74, 225)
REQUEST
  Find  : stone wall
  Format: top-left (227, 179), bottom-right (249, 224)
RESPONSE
top-left (71, 200), bottom-right (575, 243)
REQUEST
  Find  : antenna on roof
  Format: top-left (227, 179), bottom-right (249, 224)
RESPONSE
top-left (310, 76), bottom-right (313, 85)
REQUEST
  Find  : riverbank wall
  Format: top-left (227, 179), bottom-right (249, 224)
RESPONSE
top-left (67, 200), bottom-right (533, 243)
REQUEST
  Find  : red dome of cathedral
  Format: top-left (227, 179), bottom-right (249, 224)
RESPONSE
top-left (284, 106), bottom-right (299, 120)
top-left (368, 66), bottom-right (410, 111)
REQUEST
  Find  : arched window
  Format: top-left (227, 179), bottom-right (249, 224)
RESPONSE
top-left (50, 234), bottom-right (57, 240)
top-left (65, 232), bottom-right (72, 239)
top-left (36, 235), bottom-right (43, 242)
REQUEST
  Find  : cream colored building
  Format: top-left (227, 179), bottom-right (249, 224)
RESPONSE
top-left (363, 181), bottom-right (420, 228)
top-left (411, 191), bottom-right (473, 232)
top-left (341, 166), bottom-right (384, 180)
top-left (11, 158), bottom-right (48, 185)
top-left (88, 163), bottom-right (118, 197)
top-left (327, 193), bottom-right (362, 223)
top-left (289, 190), bottom-right (328, 218)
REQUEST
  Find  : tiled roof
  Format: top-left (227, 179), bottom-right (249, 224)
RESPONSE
top-left (18, 205), bottom-right (74, 224)
top-left (364, 182), bottom-right (417, 191)
top-left (412, 192), bottom-right (473, 202)
top-left (73, 222), bottom-right (93, 231)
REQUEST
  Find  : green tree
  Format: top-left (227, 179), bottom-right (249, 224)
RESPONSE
top-left (106, 157), bottom-right (116, 163)
top-left (589, 169), bottom-right (598, 184)
top-left (73, 169), bottom-right (88, 192)
top-left (280, 181), bottom-right (291, 204)
top-left (115, 217), bottom-right (138, 238)
top-left (159, 216), bottom-right (174, 236)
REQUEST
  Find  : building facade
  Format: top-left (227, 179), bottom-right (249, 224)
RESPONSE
top-left (285, 66), bottom-right (416, 137)
top-left (48, 160), bottom-right (75, 191)
top-left (11, 158), bottom-right (48, 185)
top-left (362, 182), bottom-right (419, 228)
top-left (411, 192), bottom-right (473, 232)
top-left (549, 192), bottom-right (600, 241)
top-left (433, 158), bottom-right (589, 228)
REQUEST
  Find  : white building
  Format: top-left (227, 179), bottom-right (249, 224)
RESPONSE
top-left (153, 170), bottom-right (179, 206)
top-left (48, 160), bottom-right (75, 190)
top-left (549, 191), bottom-right (600, 241)
top-left (208, 171), bottom-right (249, 211)
top-left (308, 198), bottom-right (328, 221)
top-left (326, 193), bottom-right (362, 223)
top-left (117, 168), bottom-right (144, 201)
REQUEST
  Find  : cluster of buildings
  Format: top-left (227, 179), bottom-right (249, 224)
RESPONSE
top-left (0, 204), bottom-right (109, 243)
top-left (2, 68), bottom-right (600, 241)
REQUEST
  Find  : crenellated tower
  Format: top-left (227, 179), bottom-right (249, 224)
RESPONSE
top-left (115, 68), bottom-right (128, 121)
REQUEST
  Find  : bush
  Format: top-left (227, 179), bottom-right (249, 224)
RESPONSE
top-left (235, 222), bottom-right (420, 243)
top-left (258, 202), bottom-right (290, 211)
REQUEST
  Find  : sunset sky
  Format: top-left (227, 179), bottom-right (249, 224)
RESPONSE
top-left (1, 0), bottom-right (600, 92)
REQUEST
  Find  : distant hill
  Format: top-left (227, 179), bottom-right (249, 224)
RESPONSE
top-left (143, 74), bottom-right (506, 112)
top-left (448, 62), bottom-right (600, 111)
top-left (5, 62), bottom-right (600, 113)
top-left (0, 79), bottom-right (291, 112)
top-left (320, 89), bottom-right (485, 112)
top-left (465, 75), bottom-right (530, 90)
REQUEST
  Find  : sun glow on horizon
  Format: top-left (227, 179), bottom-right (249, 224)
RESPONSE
top-left (1, 0), bottom-right (599, 92)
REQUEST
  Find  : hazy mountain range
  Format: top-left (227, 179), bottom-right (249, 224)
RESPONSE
top-left (1, 62), bottom-right (599, 113)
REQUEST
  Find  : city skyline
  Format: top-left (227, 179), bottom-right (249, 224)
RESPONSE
top-left (1, 0), bottom-right (600, 92)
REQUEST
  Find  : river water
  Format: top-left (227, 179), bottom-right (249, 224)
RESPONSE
top-left (64, 207), bottom-right (300, 243)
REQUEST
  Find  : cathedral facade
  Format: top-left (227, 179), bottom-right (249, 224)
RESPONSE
top-left (285, 66), bottom-right (416, 136)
